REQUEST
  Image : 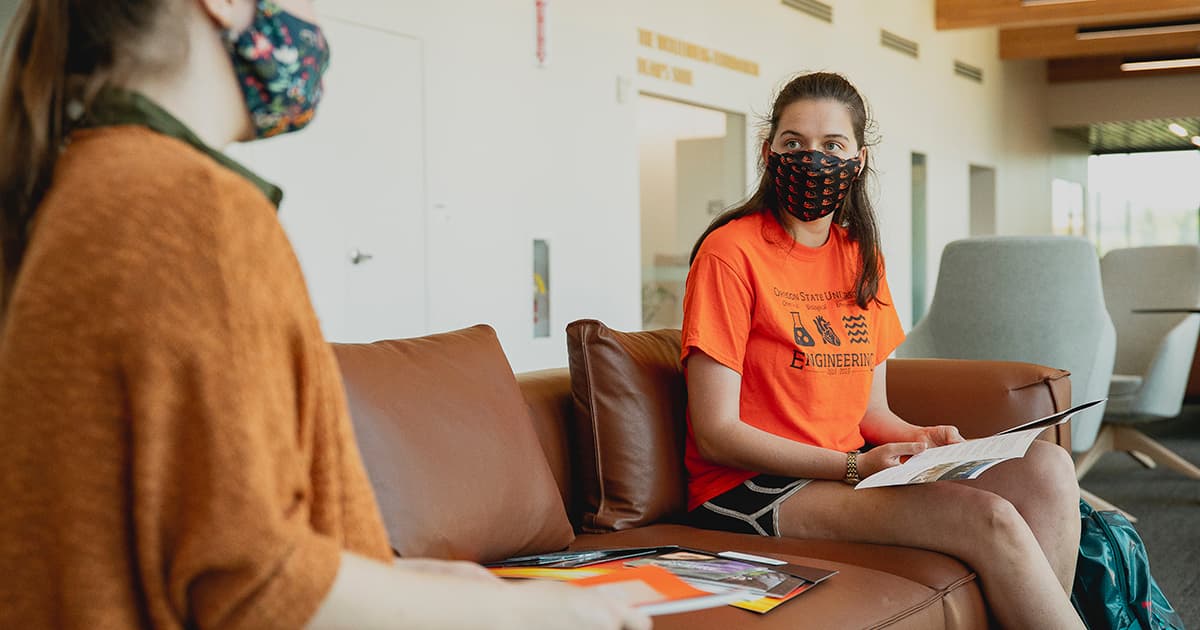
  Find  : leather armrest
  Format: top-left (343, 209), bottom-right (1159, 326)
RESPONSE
top-left (886, 358), bottom-right (1073, 449)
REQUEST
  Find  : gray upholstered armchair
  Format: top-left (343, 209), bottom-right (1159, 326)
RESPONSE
top-left (1074, 245), bottom-right (1200, 483)
top-left (897, 236), bottom-right (1121, 510)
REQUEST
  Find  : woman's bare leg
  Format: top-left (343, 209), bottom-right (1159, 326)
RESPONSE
top-left (953, 440), bottom-right (1081, 591)
top-left (777, 474), bottom-right (1083, 629)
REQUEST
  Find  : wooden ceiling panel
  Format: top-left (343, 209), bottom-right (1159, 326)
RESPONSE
top-left (1049, 54), bottom-right (1200, 81)
top-left (937, 0), bottom-right (1200, 30)
top-left (1000, 20), bottom-right (1200, 60)
top-left (939, 1), bottom-right (1200, 83)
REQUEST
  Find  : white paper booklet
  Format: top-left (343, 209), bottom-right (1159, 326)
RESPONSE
top-left (855, 399), bottom-right (1105, 490)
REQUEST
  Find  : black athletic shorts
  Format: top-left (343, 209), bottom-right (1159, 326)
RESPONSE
top-left (684, 474), bottom-right (813, 537)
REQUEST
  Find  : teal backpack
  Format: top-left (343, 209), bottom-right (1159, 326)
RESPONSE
top-left (1071, 499), bottom-right (1186, 630)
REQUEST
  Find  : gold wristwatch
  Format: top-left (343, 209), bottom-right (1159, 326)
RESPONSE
top-left (843, 450), bottom-right (861, 485)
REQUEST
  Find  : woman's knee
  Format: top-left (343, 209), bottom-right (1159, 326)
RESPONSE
top-left (977, 493), bottom-right (1025, 537)
top-left (955, 493), bottom-right (1031, 559)
top-left (1022, 441), bottom-right (1080, 504)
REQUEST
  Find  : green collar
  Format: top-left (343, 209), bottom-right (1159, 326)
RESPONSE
top-left (83, 89), bottom-right (283, 207)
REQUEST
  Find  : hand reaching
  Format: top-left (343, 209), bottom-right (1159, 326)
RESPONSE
top-left (915, 425), bottom-right (964, 447)
top-left (857, 442), bottom-right (926, 478)
top-left (393, 557), bottom-right (500, 582)
top-left (511, 581), bottom-right (653, 630)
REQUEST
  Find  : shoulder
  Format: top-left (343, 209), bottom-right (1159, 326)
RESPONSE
top-left (696, 212), bottom-right (768, 262)
top-left (54, 126), bottom-right (277, 234)
top-left (42, 126), bottom-right (287, 272)
top-left (25, 127), bottom-right (299, 337)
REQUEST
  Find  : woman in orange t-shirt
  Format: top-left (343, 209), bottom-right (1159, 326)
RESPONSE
top-left (680, 72), bottom-right (1084, 630)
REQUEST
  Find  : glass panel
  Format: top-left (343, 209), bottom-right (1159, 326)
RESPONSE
top-left (1051, 178), bottom-right (1085, 236)
top-left (638, 94), bottom-right (746, 329)
top-left (911, 153), bottom-right (928, 324)
top-left (969, 165), bottom-right (997, 237)
top-left (1088, 151), bottom-right (1200, 256)
top-left (533, 239), bottom-right (550, 338)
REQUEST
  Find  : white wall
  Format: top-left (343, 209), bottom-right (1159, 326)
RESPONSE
top-left (306, 0), bottom-right (1060, 371)
top-left (0, 0), bottom-right (1059, 371)
top-left (1052, 131), bottom-right (1091, 186)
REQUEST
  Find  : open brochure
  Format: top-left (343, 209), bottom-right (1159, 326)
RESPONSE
top-left (488, 546), bottom-right (837, 615)
top-left (625, 547), bottom-right (836, 614)
top-left (855, 398), bottom-right (1106, 490)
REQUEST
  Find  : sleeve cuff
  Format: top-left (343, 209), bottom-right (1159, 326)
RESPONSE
top-left (223, 530), bottom-right (343, 630)
top-left (681, 343), bottom-right (744, 375)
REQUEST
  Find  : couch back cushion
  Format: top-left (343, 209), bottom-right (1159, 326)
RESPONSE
top-left (566, 319), bottom-right (688, 532)
top-left (515, 369), bottom-right (577, 521)
top-left (332, 325), bottom-right (574, 562)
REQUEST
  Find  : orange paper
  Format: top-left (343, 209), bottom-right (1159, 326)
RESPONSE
top-left (569, 565), bottom-right (712, 605)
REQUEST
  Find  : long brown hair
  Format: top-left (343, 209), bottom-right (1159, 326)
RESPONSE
top-left (0, 0), bottom-right (184, 314)
top-left (689, 72), bottom-right (884, 309)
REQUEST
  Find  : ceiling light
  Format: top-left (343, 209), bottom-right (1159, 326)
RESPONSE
top-left (1120, 57), bottom-right (1200, 72)
top-left (1077, 22), bottom-right (1200, 40)
top-left (1193, 136), bottom-right (1200, 147)
top-left (1169, 123), bottom-right (1189, 137)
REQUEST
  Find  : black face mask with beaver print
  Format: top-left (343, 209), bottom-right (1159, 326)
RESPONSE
top-left (768, 150), bottom-right (862, 222)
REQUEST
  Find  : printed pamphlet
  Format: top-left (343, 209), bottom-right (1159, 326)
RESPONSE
top-left (855, 398), bottom-right (1106, 489)
top-left (488, 546), bottom-right (837, 615)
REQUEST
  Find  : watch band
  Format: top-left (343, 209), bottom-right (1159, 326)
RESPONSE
top-left (844, 450), bottom-right (861, 485)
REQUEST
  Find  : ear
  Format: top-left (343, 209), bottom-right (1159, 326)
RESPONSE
top-left (197, 0), bottom-right (255, 32)
top-left (760, 139), bottom-right (772, 164)
top-left (856, 147), bottom-right (867, 176)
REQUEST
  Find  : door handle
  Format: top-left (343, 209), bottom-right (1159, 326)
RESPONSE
top-left (349, 249), bottom-right (374, 265)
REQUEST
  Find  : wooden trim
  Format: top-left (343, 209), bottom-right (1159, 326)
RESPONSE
top-left (1048, 54), bottom-right (1200, 81)
top-left (938, 0), bottom-right (1200, 30)
top-left (1000, 22), bottom-right (1200, 59)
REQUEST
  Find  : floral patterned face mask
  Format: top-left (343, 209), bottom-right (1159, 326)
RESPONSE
top-left (229, 0), bottom-right (331, 139)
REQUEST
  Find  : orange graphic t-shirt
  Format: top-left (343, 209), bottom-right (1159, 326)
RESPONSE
top-left (680, 211), bottom-right (906, 510)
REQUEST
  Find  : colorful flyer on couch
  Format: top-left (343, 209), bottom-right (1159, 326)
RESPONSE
top-left (626, 549), bottom-right (811, 598)
top-left (570, 565), bottom-right (754, 616)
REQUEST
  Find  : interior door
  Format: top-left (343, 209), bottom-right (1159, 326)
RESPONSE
top-left (226, 17), bottom-right (426, 343)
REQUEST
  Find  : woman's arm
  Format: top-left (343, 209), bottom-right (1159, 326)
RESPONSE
top-left (859, 361), bottom-right (963, 447)
top-left (687, 351), bottom-right (925, 480)
top-left (307, 552), bottom-right (651, 630)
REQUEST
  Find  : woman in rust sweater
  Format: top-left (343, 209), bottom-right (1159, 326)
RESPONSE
top-left (0, 1), bottom-right (648, 629)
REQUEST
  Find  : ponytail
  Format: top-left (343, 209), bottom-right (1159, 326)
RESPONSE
top-left (0, 0), bottom-right (72, 313)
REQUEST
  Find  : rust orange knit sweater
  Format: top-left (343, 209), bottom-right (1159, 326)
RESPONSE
top-left (0, 126), bottom-right (392, 629)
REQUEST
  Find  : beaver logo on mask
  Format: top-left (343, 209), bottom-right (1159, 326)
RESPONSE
top-left (768, 150), bottom-right (862, 222)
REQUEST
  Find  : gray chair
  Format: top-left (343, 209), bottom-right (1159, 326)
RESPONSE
top-left (1074, 245), bottom-right (1200, 481)
top-left (898, 237), bottom-right (1123, 513)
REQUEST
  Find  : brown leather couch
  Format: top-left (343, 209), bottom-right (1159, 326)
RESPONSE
top-left (333, 321), bottom-right (1074, 629)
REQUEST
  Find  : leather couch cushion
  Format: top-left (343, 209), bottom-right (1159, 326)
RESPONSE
top-left (515, 368), bottom-right (576, 514)
top-left (333, 325), bottom-right (574, 562)
top-left (566, 319), bottom-right (688, 532)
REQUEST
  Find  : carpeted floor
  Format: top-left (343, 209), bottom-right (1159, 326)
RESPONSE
top-left (1078, 404), bottom-right (1200, 626)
